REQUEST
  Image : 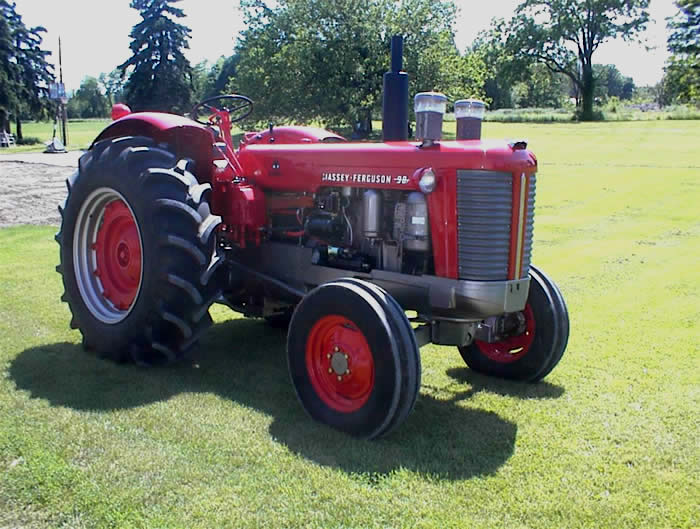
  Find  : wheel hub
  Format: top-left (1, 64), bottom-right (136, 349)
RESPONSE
top-left (117, 242), bottom-right (130, 267)
top-left (476, 304), bottom-right (536, 363)
top-left (94, 199), bottom-right (142, 311)
top-left (330, 351), bottom-right (349, 375)
top-left (306, 315), bottom-right (375, 413)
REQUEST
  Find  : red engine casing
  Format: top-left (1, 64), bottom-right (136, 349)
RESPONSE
top-left (236, 138), bottom-right (536, 280)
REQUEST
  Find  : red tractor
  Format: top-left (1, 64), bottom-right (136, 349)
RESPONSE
top-left (57, 39), bottom-right (568, 439)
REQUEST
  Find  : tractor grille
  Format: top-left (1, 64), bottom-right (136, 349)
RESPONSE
top-left (456, 170), bottom-right (535, 280)
top-left (520, 173), bottom-right (536, 278)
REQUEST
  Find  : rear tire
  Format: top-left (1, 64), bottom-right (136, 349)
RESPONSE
top-left (458, 265), bottom-right (569, 382)
top-left (56, 136), bottom-right (223, 365)
top-left (287, 279), bottom-right (420, 439)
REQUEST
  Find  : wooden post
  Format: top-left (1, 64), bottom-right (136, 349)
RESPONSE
top-left (59, 37), bottom-right (68, 146)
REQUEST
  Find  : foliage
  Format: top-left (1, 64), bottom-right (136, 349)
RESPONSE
top-left (593, 64), bottom-right (635, 101)
top-left (667, 0), bottom-right (700, 58)
top-left (0, 0), bottom-right (54, 137)
top-left (660, 0), bottom-right (699, 105)
top-left (0, 2), bottom-right (18, 131)
top-left (511, 63), bottom-right (570, 108)
top-left (483, 107), bottom-right (574, 122)
top-left (189, 55), bottom-right (241, 103)
top-left (203, 54), bottom-right (240, 98)
top-left (14, 135), bottom-right (40, 144)
top-left (119, 0), bottom-right (194, 113)
top-left (231, 0), bottom-right (486, 129)
top-left (507, 0), bottom-right (650, 120)
top-left (472, 19), bottom-right (534, 109)
top-left (474, 18), bottom-right (623, 111)
top-left (98, 69), bottom-right (126, 107)
top-left (190, 59), bottom-right (210, 102)
top-left (66, 77), bottom-right (109, 119)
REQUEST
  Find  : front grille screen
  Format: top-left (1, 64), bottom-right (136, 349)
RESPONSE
top-left (456, 170), bottom-right (513, 280)
top-left (520, 173), bottom-right (536, 278)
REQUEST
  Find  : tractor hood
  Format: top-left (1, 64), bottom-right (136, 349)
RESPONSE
top-left (237, 139), bottom-right (537, 192)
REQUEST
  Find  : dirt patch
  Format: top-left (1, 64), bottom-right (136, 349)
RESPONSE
top-left (0, 161), bottom-right (75, 227)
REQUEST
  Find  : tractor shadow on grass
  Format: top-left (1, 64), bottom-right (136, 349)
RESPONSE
top-left (444, 367), bottom-right (565, 400)
top-left (9, 317), bottom-right (561, 480)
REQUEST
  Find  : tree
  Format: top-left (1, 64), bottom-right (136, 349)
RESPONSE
top-left (67, 77), bottom-right (109, 118)
top-left (191, 59), bottom-right (210, 102)
top-left (0, 2), bottom-right (18, 132)
top-left (593, 63), bottom-right (635, 101)
top-left (0, 0), bottom-right (54, 138)
top-left (119, 0), bottom-right (194, 113)
top-left (507, 0), bottom-right (649, 120)
top-left (662, 0), bottom-right (699, 104)
top-left (231, 0), bottom-right (485, 130)
top-left (204, 54), bottom-right (239, 98)
top-left (472, 20), bottom-right (532, 109)
top-left (190, 55), bottom-right (240, 102)
top-left (512, 63), bottom-right (570, 108)
top-left (98, 69), bottom-right (126, 107)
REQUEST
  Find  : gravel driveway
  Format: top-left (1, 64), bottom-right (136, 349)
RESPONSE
top-left (0, 151), bottom-right (83, 227)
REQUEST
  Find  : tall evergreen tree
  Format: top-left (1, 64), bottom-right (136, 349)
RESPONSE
top-left (0, 0), bottom-right (54, 138)
top-left (0, 2), bottom-right (17, 133)
top-left (662, 0), bottom-right (699, 104)
top-left (119, 0), bottom-right (194, 113)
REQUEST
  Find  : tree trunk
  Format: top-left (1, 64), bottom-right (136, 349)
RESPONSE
top-left (14, 115), bottom-right (23, 141)
top-left (0, 109), bottom-right (7, 133)
top-left (581, 63), bottom-right (595, 121)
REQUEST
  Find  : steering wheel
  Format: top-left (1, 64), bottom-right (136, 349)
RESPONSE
top-left (190, 95), bottom-right (253, 126)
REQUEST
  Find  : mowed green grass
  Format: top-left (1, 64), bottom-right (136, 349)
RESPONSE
top-left (0, 121), bottom-right (698, 528)
top-left (3, 119), bottom-right (111, 152)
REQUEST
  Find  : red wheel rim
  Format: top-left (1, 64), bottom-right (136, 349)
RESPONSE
top-left (94, 199), bottom-right (142, 311)
top-left (305, 315), bottom-right (375, 413)
top-left (475, 305), bottom-right (536, 363)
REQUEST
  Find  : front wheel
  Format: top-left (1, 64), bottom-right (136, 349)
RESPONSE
top-left (287, 279), bottom-right (420, 439)
top-left (458, 266), bottom-right (569, 382)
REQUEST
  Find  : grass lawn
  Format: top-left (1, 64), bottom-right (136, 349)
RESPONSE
top-left (0, 120), bottom-right (698, 528)
top-left (2, 119), bottom-right (112, 152)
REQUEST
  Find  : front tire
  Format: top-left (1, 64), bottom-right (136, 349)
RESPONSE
top-left (56, 136), bottom-right (223, 365)
top-left (458, 265), bottom-right (569, 382)
top-left (287, 279), bottom-right (420, 439)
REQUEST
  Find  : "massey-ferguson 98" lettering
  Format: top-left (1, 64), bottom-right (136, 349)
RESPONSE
top-left (321, 172), bottom-right (410, 185)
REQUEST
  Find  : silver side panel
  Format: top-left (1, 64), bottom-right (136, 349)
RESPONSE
top-left (236, 242), bottom-right (529, 320)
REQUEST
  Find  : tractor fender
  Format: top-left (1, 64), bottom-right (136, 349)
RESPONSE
top-left (91, 113), bottom-right (217, 182)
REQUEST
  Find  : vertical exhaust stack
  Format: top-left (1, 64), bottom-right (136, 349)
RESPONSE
top-left (382, 35), bottom-right (408, 142)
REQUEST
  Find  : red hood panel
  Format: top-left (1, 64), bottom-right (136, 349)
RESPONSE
top-left (238, 140), bottom-right (537, 192)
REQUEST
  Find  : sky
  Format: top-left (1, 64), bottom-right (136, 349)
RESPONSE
top-left (16, 0), bottom-right (679, 92)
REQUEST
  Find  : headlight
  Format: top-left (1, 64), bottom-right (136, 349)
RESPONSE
top-left (418, 167), bottom-right (437, 194)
